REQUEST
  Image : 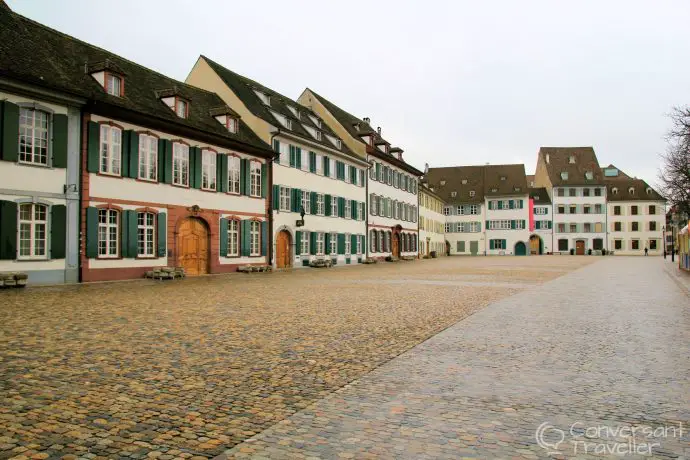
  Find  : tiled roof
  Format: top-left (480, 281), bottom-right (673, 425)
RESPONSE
top-left (538, 147), bottom-right (604, 186)
top-left (529, 187), bottom-right (552, 205)
top-left (305, 89), bottom-right (422, 175)
top-left (426, 164), bottom-right (527, 204)
top-left (200, 56), bottom-right (358, 159)
top-left (483, 164), bottom-right (528, 198)
top-left (0, 8), bottom-right (271, 155)
top-left (603, 165), bottom-right (665, 202)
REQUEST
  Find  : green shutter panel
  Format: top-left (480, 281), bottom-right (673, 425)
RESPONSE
top-left (240, 158), bottom-right (249, 195)
top-left (291, 188), bottom-right (299, 213)
top-left (309, 151), bottom-right (316, 173)
top-left (497, 201), bottom-right (503, 210)
top-left (502, 239), bottom-right (507, 249)
top-left (241, 220), bottom-right (250, 256)
top-left (157, 139), bottom-right (166, 182)
top-left (125, 210), bottom-right (137, 258)
top-left (289, 145), bottom-right (295, 167)
top-left (511, 220), bottom-right (516, 229)
top-left (127, 130), bottom-right (139, 178)
top-left (325, 194), bottom-right (332, 216)
top-left (261, 221), bottom-right (267, 256)
top-left (296, 147), bottom-right (302, 169)
top-left (362, 234), bottom-right (366, 253)
top-left (519, 199), bottom-right (524, 209)
top-left (261, 163), bottom-right (267, 198)
top-left (273, 139), bottom-right (280, 164)
top-left (485, 220), bottom-right (489, 229)
top-left (85, 207), bottom-right (98, 258)
top-left (163, 140), bottom-right (173, 184)
top-left (521, 220), bottom-right (526, 229)
top-left (375, 163), bottom-right (380, 179)
top-left (338, 197), bottom-right (345, 218)
top-left (509, 200), bottom-right (514, 209)
top-left (488, 201), bottom-right (493, 210)
top-left (51, 114), bottom-right (68, 168)
top-left (219, 217), bottom-right (228, 256)
top-left (50, 204), bottom-right (66, 259)
top-left (310, 192), bottom-right (317, 215)
top-left (545, 207), bottom-right (549, 214)
top-left (0, 200), bottom-right (18, 259)
top-left (272, 184), bottom-right (280, 210)
top-left (296, 231), bottom-right (302, 254)
top-left (351, 200), bottom-right (357, 219)
top-left (218, 153), bottom-right (228, 193)
top-left (157, 212), bottom-right (166, 257)
top-left (323, 157), bottom-right (330, 176)
top-left (121, 130), bottom-right (130, 178)
top-left (351, 234), bottom-right (357, 253)
top-left (87, 121), bottom-right (100, 173)
top-left (310, 231), bottom-right (317, 255)
top-left (337, 233), bottom-right (345, 255)
top-left (191, 147), bottom-right (202, 189)
top-left (1, 102), bottom-right (19, 162)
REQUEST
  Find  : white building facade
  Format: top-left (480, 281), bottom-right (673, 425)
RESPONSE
top-left (443, 203), bottom-right (484, 256)
top-left (552, 186), bottom-right (607, 254)
top-left (485, 195), bottom-right (530, 255)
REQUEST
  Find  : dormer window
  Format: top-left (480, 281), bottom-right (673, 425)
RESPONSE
top-left (451, 191), bottom-right (457, 197)
top-left (646, 187), bottom-right (652, 195)
top-left (534, 196), bottom-right (540, 201)
top-left (469, 190), bottom-right (476, 197)
top-left (569, 155), bottom-right (576, 164)
top-left (325, 134), bottom-right (341, 149)
top-left (585, 171), bottom-right (593, 180)
top-left (514, 187), bottom-right (521, 192)
top-left (545, 153), bottom-right (550, 163)
top-left (461, 179), bottom-right (467, 184)
top-left (440, 180), bottom-right (446, 186)
top-left (500, 176), bottom-right (506, 181)
top-left (175, 99), bottom-right (188, 119)
top-left (561, 171), bottom-right (569, 180)
top-left (612, 187), bottom-right (618, 195)
top-left (227, 117), bottom-right (238, 134)
top-left (287, 106), bottom-right (300, 119)
top-left (286, 119), bottom-right (292, 130)
top-left (309, 115), bottom-right (321, 128)
top-left (106, 73), bottom-right (123, 97)
top-left (316, 131), bottom-right (322, 141)
top-left (628, 187), bottom-right (635, 195)
top-left (254, 90), bottom-right (270, 105)
top-left (336, 139), bottom-right (342, 149)
top-left (491, 188), bottom-right (498, 192)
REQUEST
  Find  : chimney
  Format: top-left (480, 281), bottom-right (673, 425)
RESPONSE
top-left (377, 127), bottom-right (381, 135)
top-left (363, 117), bottom-right (370, 124)
top-left (424, 162), bottom-right (429, 175)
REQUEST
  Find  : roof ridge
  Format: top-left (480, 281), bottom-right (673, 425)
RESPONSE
top-left (9, 10), bottom-right (217, 97)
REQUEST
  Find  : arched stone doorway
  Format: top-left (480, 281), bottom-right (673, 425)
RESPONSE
top-left (529, 234), bottom-right (543, 255)
top-left (275, 229), bottom-right (292, 268)
top-left (514, 241), bottom-right (527, 256)
top-left (177, 217), bottom-right (209, 275)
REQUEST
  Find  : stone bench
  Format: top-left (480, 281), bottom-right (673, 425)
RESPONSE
top-left (145, 267), bottom-right (185, 280)
top-left (238, 265), bottom-right (272, 273)
top-left (309, 258), bottom-right (332, 268)
top-left (0, 272), bottom-right (29, 288)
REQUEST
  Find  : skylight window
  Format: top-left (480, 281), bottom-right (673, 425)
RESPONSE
top-left (451, 191), bottom-right (457, 197)
top-left (461, 179), bottom-right (467, 185)
top-left (500, 176), bottom-right (506, 181)
top-left (561, 171), bottom-right (569, 180)
top-left (569, 155), bottom-right (576, 164)
top-left (469, 190), bottom-right (475, 197)
top-left (585, 171), bottom-right (593, 180)
top-left (440, 180), bottom-right (446, 186)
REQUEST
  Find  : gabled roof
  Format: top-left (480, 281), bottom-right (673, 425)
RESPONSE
top-left (602, 165), bottom-right (665, 202)
top-left (529, 187), bottom-right (552, 205)
top-left (304, 89), bottom-right (422, 175)
top-left (426, 164), bottom-right (528, 205)
top-left (199, 56), bottom-right (358, 159)
top-left (538, 147), bottom-right (604, 186)
top-left (0, 7), bottom-right (272, 156)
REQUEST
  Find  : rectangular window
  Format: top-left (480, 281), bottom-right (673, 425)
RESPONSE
top-left (227, 156), bottom-right (241, 194)
top-left (490, 239), bottom-right (506, 250)
top-left (357, 235), bottom-right (363, 254)
top-left (97, 208), bottom-right (119, 258)
top-left (201, 150), bottom-right (217, 190)
top-left (316, 232), bottom-right (325, 255)
top-left (100, 125), bottom-right (122, 175)
top-left (137, 212), bottom-right (155, 257)
top-left (301, 231), bottom-right (310, 255)
top-left (650, 221), bottom-right (657, 231)
top-left (614, 206), bottom-right (621, 216)
top-left (330, 232), bottom-right (337, 255)
top-left (584, 223), bottom-right (592, 232)
top-left (614, 239), bottom-right (622, 250)
top-left (632, 239), bottom-right (639, 250)
top-left (649, 205), bottom-right (656, 215)
top-left (138, 134), bottom-right (158, 181)
top-left (250, 161), bottom-right (262, 197)
top-left (250, 221), bottom-right (260, 256)
top-left (19, 108), bottom-right (49, 165)
top-left (583, 188), bottom-right (590, 197)
top-left (569, 205), bottom-right (577, 214)
top-left (632, 222), bottom-right (639, 231)
top-left (331, 196), bottom-right (338, 217)
top-left (18, 203), bottom-right (47, 259)
top-left (583, 205), bottom-right (590, 214)
top-left (445, 223), bottom-right (451, 233)
top-left (569, 188), bottom-right (576, 197)
top-left (106, 74), bottom-right (122, 97)
top-left (614, 222), bottom-right (622, 232)
top-left (443, 206), bottom-right (450, 216)
top-left (558, 239), bottom-right (568, 251)
top-left (172, 143), bottom-right (189, 186)
top-left (558, 205), bottom-right (565, 214)
top-left (594, 204), bottom-right (603, 214)
top-left (557, 188), bottom-right (564, 197)
top-left (302, 191), bottom-right (310, 215)
top-left (175, 99), bottom-right (188, 118)
top-left (594, 188), bottom-right (601, 196)
top-left (649, 239), bottom-right (657, 250)
top-left (594, 222), bottom-right (602, 233)
top-left (345, 233), bottom-right (351, 255)
top-left (569, 223), bottom-right (577, 233)
top-left (227, 219), bottom-right (239, 256)
top-left (279, 186), bottom-right (291, 211)
top-left (358, 202), bottom-right (364, 221)
top-left (344, 200), bottom-right (351, 219)
top-left (279, 143), bottom-right (289, 164)
top-left (317, 194), bottom-right (325, 215)
top-left (631, 206), bottom-right (638, 216)
top-left (558, 223), bottom-right (566, 233)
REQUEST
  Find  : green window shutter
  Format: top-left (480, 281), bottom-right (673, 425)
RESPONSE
top-left (121, 131), bottom-right (130, 178)
top-left (310, 191), bottom-right (317, 214)
top-left (296, 231), bottom-right (302, 253)
top-left (296, 147), bottom-right (302, 169)
top-left (1, 101), bottom-right (19, 162)
top-left (292, 188), bottom-right (301, 213)
top-left (310, 231), bottom-right (317, 255)
top-left (502, 239), bottom-right (507, 249)
top-left (241, 220), bottom-right (250, 256)
top-left (191, 147), bottom-right (202, 189)
top-left (218, 153), bottom-right (228, 193)
top-left (87, 121), bottom-right (100, 173)
top-left (350, 166), bottom-right (357, 184)
top-left (545, 207), bottom-right (549, 214)
top-left (485, 220), bottom-right (489, 229)
top-left (240, 158), bottom-right (249, 195)
top-left (351, 200), bottom-right (357, 219)
top-left (219, 217), bottom-right (228, 256)
top-left (489, 240), bottom-right (494, 250)
top-left (289, 145), bottom-right (295, 167)
top-left (521, 220), bottom-right (526, 229)
top-left (85, 207), bottom-right (98, 258)
top-left (548, 220), bottom-right (552, 229)
top-left (351, 234), bottom-right (357, 253)
top-left (323, 157), bottom-right (330, 176)
top-left (51, 114), bottom-right (68, 168)
top-left (309, 151), bottom-right (316, 173)
top-left (0, 200), bottom-right (18, 259)
top-left (325, 232), bottom-right (331, 252)
top-left (325, 194), bottom-right (332, 216)
top-left (125, 210), bottom-right (137, 258)
top-left (337, 233), bottom-right (345, 255)
top-left (338, 197), bottom-right (345, 218)
top-left (509, 200), bottom-right (514, 209)
top-left (511, 220), bottom-right (516, 229)
top-left (157, 139), bottom-right (166, 182)
top-left (261, 163), bottom-right (267, 198)
top-left (50, 204), bottom-right (66, 259)
top-left (375, 163), bottom-right (380, 179)
top-left (261, 221), bottom-right (267, 256)
top-left (163, 140), bottom-right (173, 184)
top-left (497, 201), bottom-right (503, 210)
top-left (273, 139), bottom-right (280, 163)
top-left (519, 199), bottom-right (524, 209)
top-left (157, 212), bottom-right (167, 257)
top-left (362, 234), bottom-right (366, 252)
top-left (272, 184), bottom-right (280, 210)
top-left (488, 201), bottom-right (493, 210)
top-left (127, 131), bottom-right (139, 178)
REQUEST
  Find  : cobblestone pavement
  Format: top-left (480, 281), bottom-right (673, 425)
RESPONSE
top-left (0, 257), bottom-right (592, 459)
top-left (220, 257), bottom-right (690, 459)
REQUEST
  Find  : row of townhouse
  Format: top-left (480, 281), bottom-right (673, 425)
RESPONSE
top-left (0, 4), bottom-right (424, 284)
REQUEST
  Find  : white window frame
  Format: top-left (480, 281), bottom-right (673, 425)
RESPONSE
top-left (330, 232), bottom-right (338, 255)
top-left (302, 190), bottom-right (310, 215)
top-left (301, 231), bottom-right (310, 255)
top-left (138, 134), bottom-right (158, 181)
top-left (228, 156), bottom-right (240, 194)
top-left (227, 219), bottom-right (239, 256)
top-left (250, 220), bottom-right (261, 256)
top-left (201, 150), bottom-right (217, 191)
top-left (358, 202), bottom-right (364, 221)
top-left (137, 211), bottom-right (156, 257)
top-left (97, 208), bottom-right (119, 258)
top-left (17, 203), bottom-right (48, 260)
top-left (106, 74), bottom-right (122, 97)
top-left (175, 99), bottom-right (188, 118)
top-left (227, 117), bottom-right (238, 134)
top-left (357, 235), bottom-right (362, 254)
top-left (344, 199), bottom-right (351, 219)
top-left (18, 108), bottom-right (50, 166)
top-left (345, 233), bottom-right (351, 255)
top-left (100, 124), bottom-right (122, 176)
top-left (317, 194), bottom-right (325, 216)
top-left (316, 232), bottom-right (325, 255)
top-left (250, 160), bottom-right (262, 197)
top-left (172, 143), bottom-right (190, 186)
top-left (279, 186), bottom-right (291, 211)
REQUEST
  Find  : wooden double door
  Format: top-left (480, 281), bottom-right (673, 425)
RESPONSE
top-left (177, 217), bottom-right (209, 275)
top-left (392, 233), bottom-right (401, 258)
top-left (276, 230), bottom-right (292, 268)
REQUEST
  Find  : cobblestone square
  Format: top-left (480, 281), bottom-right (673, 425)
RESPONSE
top-left (0, 257), bottom-right (592, 459)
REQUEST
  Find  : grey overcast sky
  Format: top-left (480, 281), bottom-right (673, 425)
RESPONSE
top-left (8, 0), bottom-right (690, 185)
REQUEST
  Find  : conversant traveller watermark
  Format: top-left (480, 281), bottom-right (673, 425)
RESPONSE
top-left (535, 421), bottom-right (684, 456)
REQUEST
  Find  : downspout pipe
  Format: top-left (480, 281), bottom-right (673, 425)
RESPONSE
top-left (268, 129), bottom-right (280, 267)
